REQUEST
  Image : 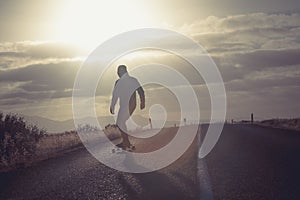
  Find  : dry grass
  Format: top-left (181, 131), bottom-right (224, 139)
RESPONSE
top-left (0, 114), bottom-right (123, 172)
top-left (36, 124), bottom-right (121, 158)
top-left (35, 131), bottom-right (81, 156)
top-left (103, 124), bottom-right (121, 140)
top-left (258, 118), bottom-right (300, 131)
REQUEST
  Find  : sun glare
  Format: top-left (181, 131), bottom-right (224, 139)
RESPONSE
top-left (52, 0), bottom-right (158, 50)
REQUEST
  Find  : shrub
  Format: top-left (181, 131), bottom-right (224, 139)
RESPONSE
top-left (0, 113), bottom-right (45, 168)
top-left (103, 124), bottom-right (121, 140)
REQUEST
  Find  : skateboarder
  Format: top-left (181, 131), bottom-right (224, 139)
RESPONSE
top-left (110, 65), bottom-right (145, 149)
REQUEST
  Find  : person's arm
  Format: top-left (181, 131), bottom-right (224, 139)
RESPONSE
top-left (137, 86), bottom-right (145, 110)
top-left (110, 80), bottom-right (118, 114)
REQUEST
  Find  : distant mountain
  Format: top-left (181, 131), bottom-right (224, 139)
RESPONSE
top-left (259, 118), bottom-right (300, 131)
top-left (21, 114), bottom-right (153, 134)
top-left (21, 115), bottom-right (75, 134)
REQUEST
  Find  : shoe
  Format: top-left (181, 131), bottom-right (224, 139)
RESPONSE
top-left (116, 142), bottom-right (130, 149)
top-left (116, 142), bottom-right (124, 148)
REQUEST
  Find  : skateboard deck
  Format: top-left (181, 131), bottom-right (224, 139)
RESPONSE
top-left (112, 144), bottom-right (135, 153)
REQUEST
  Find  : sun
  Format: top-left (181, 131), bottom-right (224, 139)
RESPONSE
top-left (52, 0), bottom-right (158, 50)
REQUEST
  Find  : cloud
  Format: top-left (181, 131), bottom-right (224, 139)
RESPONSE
top-left (1, 12), bottom-right (300, 120)
top-left (184, 13), bottom-right (300, 34)
top-left (0, 61), bottom-right (80, 89)
top-left (218, 48), bottom-right (300, 71)
top-left (0, 98), bottom-right (36, 106)
top-left (0, 61), bottom-right (81, 109)
top-left (185, 13), bottom-right (300, 54)
top-left (179, 13), bottom-right (300, 78)
top-left (177, 12), bottom-right (300, 119)
top-left (0, 41), bottom-right (86, 70)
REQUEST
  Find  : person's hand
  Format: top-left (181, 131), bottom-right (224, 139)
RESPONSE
top-left (110, 106), bottom-right (115, 114)
top-left (140, 101), bottom-right (145, 110)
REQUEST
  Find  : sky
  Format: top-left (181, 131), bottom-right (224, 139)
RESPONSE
top-left (0, 0), bottom-right (300, 123)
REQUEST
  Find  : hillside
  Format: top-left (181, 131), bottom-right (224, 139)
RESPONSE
top-left (258, 118), bottom-right (300, 131)
top-left (21, 114), bottom-right (164, 133)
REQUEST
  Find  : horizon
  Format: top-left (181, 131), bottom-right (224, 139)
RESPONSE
top-left (0, 0), bottom-right (300, 124)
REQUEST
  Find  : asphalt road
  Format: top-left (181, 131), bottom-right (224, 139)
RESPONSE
top-left (1, 124), bottom-right (300, 200)
top-left (201, 124), bottom-right (300, 200)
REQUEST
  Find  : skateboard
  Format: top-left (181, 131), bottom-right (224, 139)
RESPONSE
top-left (112, 143), bottom-right (136, 153)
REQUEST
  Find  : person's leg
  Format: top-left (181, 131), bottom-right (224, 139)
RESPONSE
top-left (116, 108), bottom-right (131, 148)
top-left (120, 128), bottom-right (130, 147)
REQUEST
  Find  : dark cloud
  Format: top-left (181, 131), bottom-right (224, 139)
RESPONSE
top-left (0, 51), bottom-right (24, 58)
top-left (226, 48), bottom-right (300, 69)
top-left (213, 62), bottom-right (247, 82)
top-left (0, 61), bottom-right (80, 91)
top-left (0, 98), bottom-right (36, 106)
top-left (0, 90), bottom-right (73, 100)
top-left (0, 61), bottom-right (80, 105)
top-left (226, 75), bottom-right (300, 92)
top-left (209, 48), bottom-right (300, 84)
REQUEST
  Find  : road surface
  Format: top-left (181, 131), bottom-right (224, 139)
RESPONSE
top-left (201, 124), bottom-right (300, 200)
top-left (1, 124), bottom-right (300, 199)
